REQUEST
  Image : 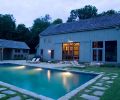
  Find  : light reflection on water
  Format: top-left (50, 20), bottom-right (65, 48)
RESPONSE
top-left (47, 70), bottom-right (51, 81)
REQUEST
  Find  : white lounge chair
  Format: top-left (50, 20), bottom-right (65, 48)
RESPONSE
top-left (28, 58), bottom-right (36, 63)
top-left (71, 61), bottom-right (85, 68)
top-left (33, 58), bottom-right (41, 63)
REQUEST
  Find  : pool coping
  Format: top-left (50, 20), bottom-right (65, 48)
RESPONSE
top-left (58, 73), bottom-right (102, 100)
top-left (0, 63), bottom-right (103, 100)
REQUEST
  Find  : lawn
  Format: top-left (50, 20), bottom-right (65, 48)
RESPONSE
top-left (63, 65), bottom-right (120, 100)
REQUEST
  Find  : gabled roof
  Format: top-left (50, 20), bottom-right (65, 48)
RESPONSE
top-left (40, 14), bottom-right (120, 36)
top-left (0, 39), bottom-right (30, 49)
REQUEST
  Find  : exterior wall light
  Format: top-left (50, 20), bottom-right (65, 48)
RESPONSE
top-left (68, 40), bottom-right (73, 43)
top-left (48, 50), bottom-right (51, 54)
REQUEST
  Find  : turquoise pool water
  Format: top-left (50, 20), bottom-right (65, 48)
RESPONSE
top-left (0, 63), bottom-right (97, 99)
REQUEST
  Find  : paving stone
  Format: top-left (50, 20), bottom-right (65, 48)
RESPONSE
top-left (102, 77), bottom-right (110, 80)
top-left (0, 94), bottom-right (6, 99)
top-left (0, 88), bottom-right (7, 91)
top-left (93, 91), bottom-right (104, 96)
top-left (84, 89), bottom-right (91, 93)
top-left (23, 95), bottom-right (28, 98)
top-left (7, 96), bottom-right (21, 100)
top-left (106, 81), bottom-right (113, 84)
top-left (105, 85), bottom-right (110, 88)
top-left (111, 77), bottom-right (115, 79)
top-left (92, 86), bottom-right (107, 91)
top-left (112, 76), bottom-right (118, 78)
top-left (99, 80), bottom-right (104, 83)
top-left (100, 72), bottom-right (105, 74)
top-left (112, 73), bottom-right (118, 76)
top-left (81, 94), bottom-right (100, 100)
top-left (2, 90), bottom-right (16, 95)
top-left (95, 83), bottom-right (103, 86)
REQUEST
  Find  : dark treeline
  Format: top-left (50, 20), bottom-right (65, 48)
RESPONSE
top-left (0, 14), bottom-right (63, 53)
top-left (0, 5), bottom-right (119, 54)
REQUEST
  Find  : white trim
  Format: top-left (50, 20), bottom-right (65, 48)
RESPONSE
top-left (58, 74), bottom-right (102, 100)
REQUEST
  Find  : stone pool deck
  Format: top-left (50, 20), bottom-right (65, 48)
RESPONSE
top-left (0, 60), bottom-right (71, 68)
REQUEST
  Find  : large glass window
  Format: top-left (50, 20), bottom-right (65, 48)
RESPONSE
top-left (92, 41), bottom-right (103, 48)
top-left (105, 41), bottom-right (117, 62)
top-left (40, 49), bottom-right (43, 55)
top-left (51, 50), bottom-right (54, 59)
top-left (62, 42), bottom-right (80, 60)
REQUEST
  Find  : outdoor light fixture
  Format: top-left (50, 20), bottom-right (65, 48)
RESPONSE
top-left (68, 40), bottom-right (73, 43)
top-left (48, 50), bottom-right (51, 54)
top-left (62, 72), bottom-right (72, 76)
top-left (34, 68), bottom-right (42, 71)
top-left (13, 66), bottom-right (25, 69)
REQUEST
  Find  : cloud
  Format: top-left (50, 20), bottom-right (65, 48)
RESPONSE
top-left (0, 0), bottom-right (120, 27)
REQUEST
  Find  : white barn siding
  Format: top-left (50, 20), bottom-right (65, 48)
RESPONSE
top-left (38, 28), bottom-right (120, 63)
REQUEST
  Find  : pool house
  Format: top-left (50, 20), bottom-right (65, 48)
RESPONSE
top-left (0, 39), bottom-right (30, 60)
top-left (37, 14), bottom-right (120, 63)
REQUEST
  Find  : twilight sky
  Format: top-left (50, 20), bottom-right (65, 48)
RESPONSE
top-left (0, 0), bottom-right (120, 27)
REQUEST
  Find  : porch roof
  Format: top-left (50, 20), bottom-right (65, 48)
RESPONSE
top-left (0, 39), bottom-right (30, 49)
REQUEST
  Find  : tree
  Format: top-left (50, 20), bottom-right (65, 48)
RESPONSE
top-left (15, 24), bottom-right (31, 42)
top-left (0, 14), bottom-right (16, 39)
top-left (77, 5), bottom-right (98, 19)
top-left (99, 10), bottom-right (117, 16)
top-left (67, 5), bottom-right (98, 22)
top-left (30, 14), bottom-right (51, 53)
top-left (67, 10), bottom-right (77, 22)
top-left (52, 18), bottom-right (63, 24)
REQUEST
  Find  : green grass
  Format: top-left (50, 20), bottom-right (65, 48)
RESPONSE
top-left (65, 65), bottom-right (120, 100)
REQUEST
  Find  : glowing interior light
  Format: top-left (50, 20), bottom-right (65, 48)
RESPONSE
top-left (14, 66), bottom-right (25, 69)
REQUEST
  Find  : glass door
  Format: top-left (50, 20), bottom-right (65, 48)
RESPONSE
top-left (93, 49), bottom-right (103, 62)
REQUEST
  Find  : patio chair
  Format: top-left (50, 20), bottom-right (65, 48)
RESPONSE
top-left (27, 58), bottom-right (36, 63)
top-left (32, 58), bottom-right (41, 63)
top-left (71, 61), bottom-right (86, 68)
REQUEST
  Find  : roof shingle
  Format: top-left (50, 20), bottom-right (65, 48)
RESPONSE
top-left (40, 14), bottom-right (120, 36)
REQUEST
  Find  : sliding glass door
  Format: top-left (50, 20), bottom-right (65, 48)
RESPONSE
top-left (62, 42), bottom-right (80, 60)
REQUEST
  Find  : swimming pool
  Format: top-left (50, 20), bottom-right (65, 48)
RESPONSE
top-left (0, 63), bottom-right (98, 99)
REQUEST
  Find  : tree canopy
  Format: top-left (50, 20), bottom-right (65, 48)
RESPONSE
top-left (52, 18), bottom-right (63, 24)
top-left (67, 5), bottom-right (119, 22)
top-left (0, 14), bottom-right (16, 39)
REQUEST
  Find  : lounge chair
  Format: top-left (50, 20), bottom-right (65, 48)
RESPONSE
top-left (34, 58), bottom-right (41, 63)
top-left (71, 61), bottom-right (86, 68)
top-left (27, 58), bottom-right (40, 63)
top-left (27, 58), bottom-right (36, 63)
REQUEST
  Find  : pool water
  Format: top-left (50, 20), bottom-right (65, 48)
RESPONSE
top-left (0, 63), bottom-right (97, 99)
